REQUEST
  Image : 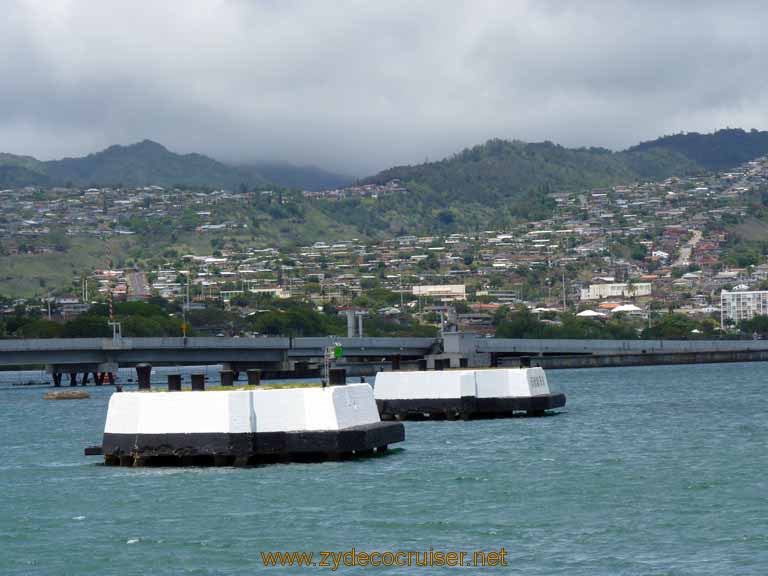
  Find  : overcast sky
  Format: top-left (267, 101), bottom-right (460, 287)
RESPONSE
top-left (1, 1), bottom-right (767, 175)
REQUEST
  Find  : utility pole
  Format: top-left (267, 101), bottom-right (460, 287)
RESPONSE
top-left (182, 270), bottom-right (190, 338)
top-left (562, 268), bottom-right (567, 311)
top-left (400, 260), bottom-right (404, 311)
top-left (107, 288), bottom-right (121, 341)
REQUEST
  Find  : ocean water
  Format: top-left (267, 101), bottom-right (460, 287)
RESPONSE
top-left (0, 362), bottom-right (766, 575)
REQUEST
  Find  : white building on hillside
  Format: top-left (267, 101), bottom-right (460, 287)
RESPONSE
top-left (720, 289), bottom-right (768, 327)
top-left (580, 282), bottom-right (652, 301)
top-left (412, 284), bottom-right (466, 301)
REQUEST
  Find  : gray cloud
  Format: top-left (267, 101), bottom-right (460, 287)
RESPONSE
top-left (1, 0), bottom-right (767, 175)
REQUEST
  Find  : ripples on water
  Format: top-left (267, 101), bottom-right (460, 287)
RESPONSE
top-left (1, 363), bottom-right (766, 575)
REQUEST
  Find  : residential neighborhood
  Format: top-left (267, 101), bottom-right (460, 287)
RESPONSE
top-left (3, 155), bottom-right (768, 337)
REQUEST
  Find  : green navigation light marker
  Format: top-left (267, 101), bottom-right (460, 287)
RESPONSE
top-left (334, 345), bottom-right (344, 359)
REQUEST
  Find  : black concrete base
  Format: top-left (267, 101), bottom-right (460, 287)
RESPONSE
top-left (377, 393), bottom-right (566, 420)
top-left (94, 422), bottom-right (404, 466)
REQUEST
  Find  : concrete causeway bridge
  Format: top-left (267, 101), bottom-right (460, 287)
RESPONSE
top-left (0, 336), bottom-right (436, 385)
top-left (2, 333), bottom-right (768, 386)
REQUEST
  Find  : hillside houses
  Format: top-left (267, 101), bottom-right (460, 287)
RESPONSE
top-left (3, 156), bottom-right (768, 333)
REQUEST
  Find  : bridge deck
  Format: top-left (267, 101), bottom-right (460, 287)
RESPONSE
top-left (0, 335), bottom-right (766, 370)
top-left (0, 336), bottom-right (436, 368)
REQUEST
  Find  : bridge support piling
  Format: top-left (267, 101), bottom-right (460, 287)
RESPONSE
top-left (191, 373), bottom-right (205, 391)
top-left (81, 372), bottom-right (90, 386)
top-left (391, 355), bottom-right (401, 371)
top-left (220, 370), bottom-right (234, 387)
top-left (136, 363), bottom-right (152, 390)
top-left (69, 372), bottom-right (78, 387)
top-left (295, 362), bottom-right (310, 377)
top-left (95, 372), bottom-right (104, 386)
top-left (329, 368), bottom-right (346, 386)
top-left (52, 373), bottom-right (61, 387)
top-left (246, 369), bottom-right (261, 386)
top-left (233, 371), bottom-right (240, 381)
top-left (168, 374), bottom-right (182, 391)
top-left (107, 372), bottom-right (115, 386)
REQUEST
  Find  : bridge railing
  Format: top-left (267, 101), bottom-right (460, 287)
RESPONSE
top-left (0, 338), bottom-right (105, 351)
top-left (0, 336), bottom-right (297, 351)
top-left (0, 336), bottom-right (436, 352)
top-left (478, 338), bottom-right (768, 354)
top-left (111, 337), bottom-right (292, 349)
top-left (294, 336), bottom-right (436, 349)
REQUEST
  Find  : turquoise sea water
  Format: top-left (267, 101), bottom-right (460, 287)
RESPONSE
top-left (1, 362), bottom-right (766, 575)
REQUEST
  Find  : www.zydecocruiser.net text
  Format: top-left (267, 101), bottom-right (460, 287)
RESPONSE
top-left (261, 548), bottom-right (509, 569)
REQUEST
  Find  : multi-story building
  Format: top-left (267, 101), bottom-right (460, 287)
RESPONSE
top-left (720, 289), bottom-right (768, 326)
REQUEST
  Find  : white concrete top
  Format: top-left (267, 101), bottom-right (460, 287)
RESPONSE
top-left (373, 370), bottom-right (477, 400)
top-left (374, 368), bottom-right (552, 400)
top-left (474, 367), bottom-right (551, 398)
top-left (250, 384), bottom-right (380, 433)
top-left (104, 384), bottom-right (380, 435)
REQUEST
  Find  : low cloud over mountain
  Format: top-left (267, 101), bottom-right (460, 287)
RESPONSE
top-left (1, 2), bottom-right (768, 174)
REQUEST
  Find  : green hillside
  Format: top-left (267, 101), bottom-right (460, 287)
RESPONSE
top-left (370, 140), bottom-right (633, 201)
top-left (0, 153), bottom-right (49, 188)
top-left (627, 128), bottom-right (768, 171)
top-left (0, 141), bottom-right (351, 191)
top-left (349, 129), bottom-right (768, 234)
top-left (44, 140), bottom-right (266, 189)
top-left (0, 165), bottom-right (49, 188)
top-left (367, 138), bottom-right (705, 200)
top-left (2, 129), bottom-right (768, 237)
top-left (0, 153), bottom-right (45, 172)
top-left (341, 138), bottom-right (701, 234)
top-left (251, 162), bottom-right (353, 191)
top-left (3, 129), bottom-right (766, 195)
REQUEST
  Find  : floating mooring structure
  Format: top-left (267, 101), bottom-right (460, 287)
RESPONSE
top-left (374, 367), bottom-right (565, 420)
top-left (86, 383), bottom-right (404, 466)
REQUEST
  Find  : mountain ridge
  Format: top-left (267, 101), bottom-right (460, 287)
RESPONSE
top-left (0, 140), bottom-right (351, 191)
top-left (363, 129), bottom-right (768, 206)
top-left (626, 128), bottom-right (768, 171)
top-left (2, 129), bottom-right (768, 200)
top-left (306, 128), bottom-right (765, 235)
